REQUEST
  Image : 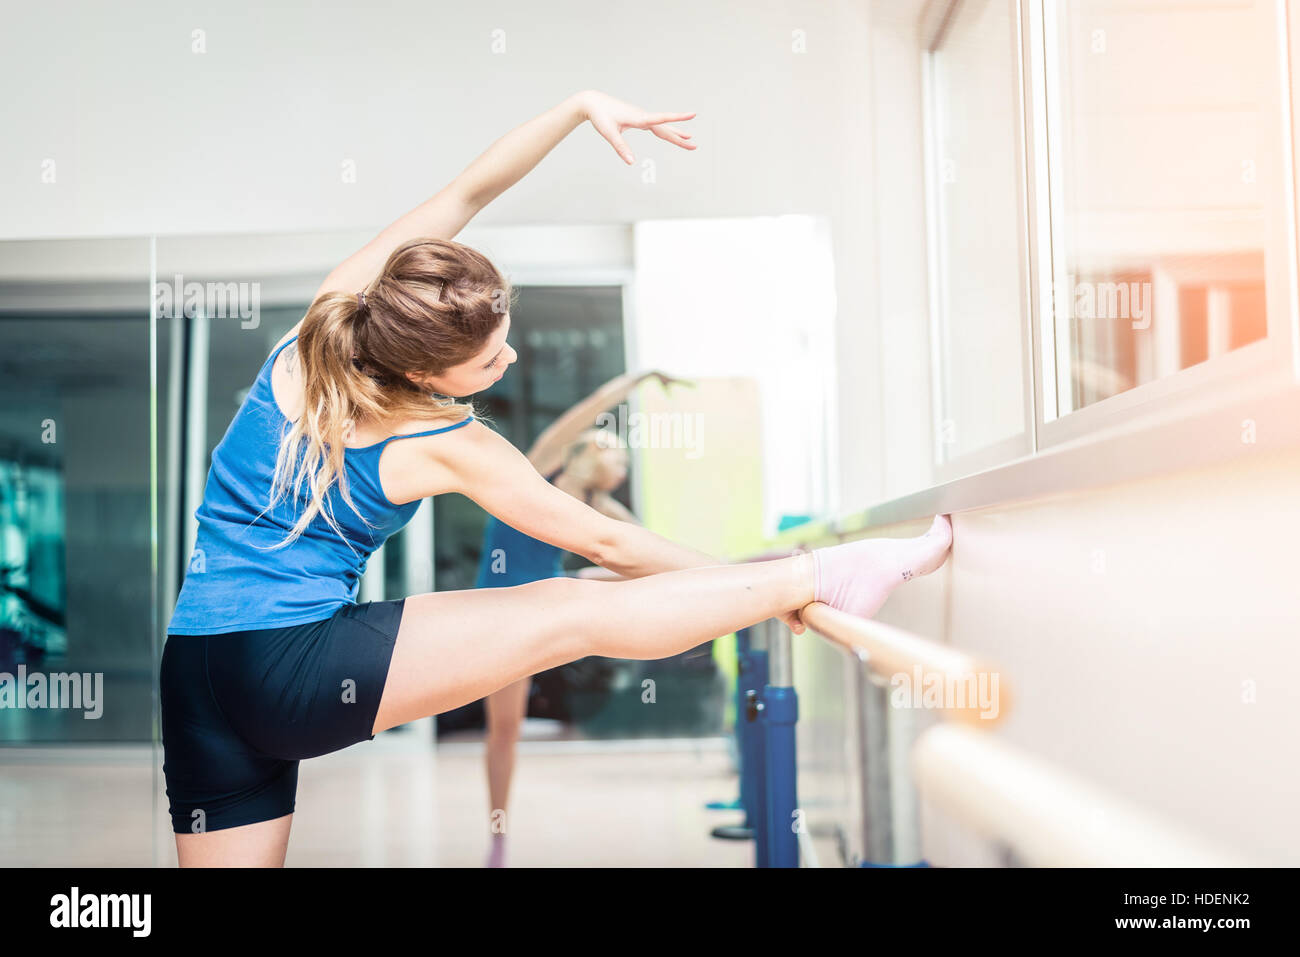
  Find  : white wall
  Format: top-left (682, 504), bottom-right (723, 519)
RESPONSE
top-left (0, 0), bottom-right (860, 240)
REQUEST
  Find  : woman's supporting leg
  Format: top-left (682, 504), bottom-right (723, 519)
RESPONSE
top-left (484, 676), bottom-right (530, 867)
top-left (374, 552), bottom-right (816, 733)
top-left (174, 814), bottom-right (293, 868)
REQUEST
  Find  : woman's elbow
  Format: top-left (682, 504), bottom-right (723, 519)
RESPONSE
top-left (588, 521), bottom-right (637, 576)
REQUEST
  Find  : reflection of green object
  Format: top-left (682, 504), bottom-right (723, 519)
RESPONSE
top-left (777, 514), bottom-right (813, 532)
top-left (0, 462), bottom-right (67, 656)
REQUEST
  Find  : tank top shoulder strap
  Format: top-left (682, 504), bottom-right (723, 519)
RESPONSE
top-left (373, 416), bottom-right (474, 451)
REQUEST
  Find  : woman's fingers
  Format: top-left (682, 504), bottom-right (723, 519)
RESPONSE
top-left (779, 610), bottom-right (805, 635)
top-left (641, 111), bottom-right (697, 125)
top-left (592, 106), bottom-right (698, 162)
top-left (594, 120), bottom-right (635, 164)
top-left (652, 125), bottom-right (696, 149)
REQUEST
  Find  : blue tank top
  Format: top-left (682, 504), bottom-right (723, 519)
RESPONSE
top-left (473, 467), bottom-right (589, 588)
top-left (474, 517), bottom-right (565, 588)
top-left (167, 334), bottom-right (473, 635)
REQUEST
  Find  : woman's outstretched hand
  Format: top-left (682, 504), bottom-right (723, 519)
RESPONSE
top-left (579, 91), bottom-right (697, 164)
top-left (644, 370), bottom-right (696, 394)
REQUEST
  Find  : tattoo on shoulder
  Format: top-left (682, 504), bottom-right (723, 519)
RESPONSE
top-left (282, 342), bottom-right (297, 375)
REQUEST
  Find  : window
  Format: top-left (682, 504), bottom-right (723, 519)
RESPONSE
top-left (924, 0), bottom-right (1035, 476)
top-left (1039, 0), bottom-right (1295, 435)
top-left (921, 0), bottom-right (1297, 477)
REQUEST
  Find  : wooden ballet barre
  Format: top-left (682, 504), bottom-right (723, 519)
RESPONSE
top-left (912, 723), bottom-right (1253, 867)
top-left (799, 601), bottom-right (1011, 728)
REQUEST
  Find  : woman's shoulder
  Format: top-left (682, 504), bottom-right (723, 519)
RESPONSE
top-left (372, 411), bottom-right (481, 502)
top-left (270, 320), bottom-right (305, 357)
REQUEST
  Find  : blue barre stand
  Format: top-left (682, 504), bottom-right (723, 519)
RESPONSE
top-left (761, 620), bottom-right (799, 867)
top-left (709, 626), bottom-right (766, 841)
top-left (709, 622), bottom-right (800, 867)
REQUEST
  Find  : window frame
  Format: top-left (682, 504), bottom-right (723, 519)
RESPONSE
top-left (922, 0), bottom-right (1040, 484)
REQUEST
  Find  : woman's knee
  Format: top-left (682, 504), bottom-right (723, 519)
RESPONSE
top-left (486, 720), bottom-right (523, 749)
top-left (522, 576), bottom-right (608, 656)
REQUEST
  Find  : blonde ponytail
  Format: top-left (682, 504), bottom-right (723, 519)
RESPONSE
top-left (257, 238), bottom-right (508, 551)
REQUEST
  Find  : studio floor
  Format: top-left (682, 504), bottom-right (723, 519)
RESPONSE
top-left (0, 723), bottom-right (755, 867)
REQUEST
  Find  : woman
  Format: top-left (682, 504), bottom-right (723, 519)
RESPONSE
top-left (161, 89), bottom-right (954, 867)
top-left (476, 370), bottom-right (687, 868)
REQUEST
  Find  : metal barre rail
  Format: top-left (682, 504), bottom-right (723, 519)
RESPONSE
top-left (799, 601), bottom-right (1011, 728)
top-left (912, 723), bottom-right (1251, 867)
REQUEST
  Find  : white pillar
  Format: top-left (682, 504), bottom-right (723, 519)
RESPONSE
top-left (1206, 285), bottom-right (1232, 358)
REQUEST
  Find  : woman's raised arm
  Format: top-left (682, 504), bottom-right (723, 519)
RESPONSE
top-left (526, 369), bottom-right (693, 475)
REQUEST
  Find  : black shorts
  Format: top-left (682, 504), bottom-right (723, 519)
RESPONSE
top-left (160, 599), bottom-right (405, 835)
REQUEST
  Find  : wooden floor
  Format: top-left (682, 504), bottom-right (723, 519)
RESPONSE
top-left (0, 726), bottom-right (755, 867)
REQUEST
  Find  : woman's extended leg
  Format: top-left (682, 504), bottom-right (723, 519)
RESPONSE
top-left (376, 517), bottom-right (952, 733)
top-left (484, 676), bottom-right (530, 867)
top-left (375, 553), bottom-right (816, 732)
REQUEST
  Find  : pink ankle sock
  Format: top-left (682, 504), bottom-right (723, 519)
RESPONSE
top-left (486, 833), bottom-right (507, 868)
top-left (812, 515), bottom-right (952, 619)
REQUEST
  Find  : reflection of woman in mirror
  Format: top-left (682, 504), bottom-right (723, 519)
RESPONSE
top-left (161, 89), bottom-right (952, 866)
top-left (476, 368), bottom-right (689, 867)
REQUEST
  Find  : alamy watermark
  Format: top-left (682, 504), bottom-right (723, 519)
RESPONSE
top-left (49, 887), bottom-right (150, 937)
top-left (0, 665), bottom-right (103, 719)
top-left (889, 665), bottom-right (1002, 720)
top-left (1059, 274), bottom-right (1152, 330)
top-left (154, 274), bottom-right (261, 328)
top-left (594, 404), bottom-right (704, 459)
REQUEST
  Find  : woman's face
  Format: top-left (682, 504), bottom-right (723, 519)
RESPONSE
top-left (413, 314), bottom-right (516, 397)
top-left (592, 444), bottom-right (629, 490)
top-left (583, 433), bottom-right (628, 491)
